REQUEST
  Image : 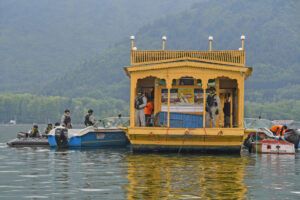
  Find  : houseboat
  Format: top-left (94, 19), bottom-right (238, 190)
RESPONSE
top-left (121, 35), bottom-right (252, 153)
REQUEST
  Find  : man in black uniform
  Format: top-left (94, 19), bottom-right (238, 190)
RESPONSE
top-left (84, 109), bottom-right (97, 127)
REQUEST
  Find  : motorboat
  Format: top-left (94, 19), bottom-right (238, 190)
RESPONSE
top-left (48, 117), bottom-right (130, 148)
top-left (7, 132), bottom-right (49, 147)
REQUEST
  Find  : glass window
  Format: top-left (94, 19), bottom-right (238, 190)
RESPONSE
top-left (179, 77), bottom-right (194, 85)
top-left (208, 79), bottom-right (215, 86)
top-left (172, 79), bottom-right (177, 86)
top-left (196, 79), bottom-right (202, 86)
top-left (158, 79), bottom-right (166, 86)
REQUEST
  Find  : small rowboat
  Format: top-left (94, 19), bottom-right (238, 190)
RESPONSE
top-left (252, 139), bottom-right (295, 154)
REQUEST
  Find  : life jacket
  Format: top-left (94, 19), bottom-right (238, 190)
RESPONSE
top-left (45, 127), bottom-right (52, 134)
top-left (207, 94), bottom-right (217, 107)
top-left (84, 114), bottom-right (93, 126)
top-left (135, 96), bottom-right (144, 109)
top-left (64, 115), bottom-right (71, 125)
top-left (31, 128), bottom-right (39, 137)
top-left (144, 101), bottom-right (154, 115)
top-left (270, 125), bottom-right (286, 136)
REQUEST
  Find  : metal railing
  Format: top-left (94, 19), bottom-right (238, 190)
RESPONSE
top-left (131, 50), bottom-right (245, 66)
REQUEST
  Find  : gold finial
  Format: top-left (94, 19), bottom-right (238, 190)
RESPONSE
top-left (162, 36), bottom-right (167, 51)
top-left (208, 36), bottom-right (213, 51)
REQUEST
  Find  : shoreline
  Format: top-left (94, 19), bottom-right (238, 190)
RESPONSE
top-left (0, 124), bottom-right (85, 127)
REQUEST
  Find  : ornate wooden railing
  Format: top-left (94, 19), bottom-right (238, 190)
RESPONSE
top-left (131, 50), bottom-right (245, 66)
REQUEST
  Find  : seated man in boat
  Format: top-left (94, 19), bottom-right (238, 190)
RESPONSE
top-left (270, 125), bottom-right (288, 136)
top-left (135, 88), bottom-right (147, 127)
top-left (44, 123), bottom-right (53, 135)
top-left (61, 109), bottom-right (72, 129)
top-left (84, 109), bottom-right (97, 127)
top-left (28, 124), bottom-right (41, 137)
top-left (205, 87), bottom-right (221, 128)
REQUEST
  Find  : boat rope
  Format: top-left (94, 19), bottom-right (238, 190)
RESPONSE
top-left (178, 129), bottom-right (190, 154)
top-left (148, 127), bottom-right (170, 144)
top-left (203, 126), bottom-right (223, 140)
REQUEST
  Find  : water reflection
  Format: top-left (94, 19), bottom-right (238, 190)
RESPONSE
top-left (124, 154), bottom-right (250, 200)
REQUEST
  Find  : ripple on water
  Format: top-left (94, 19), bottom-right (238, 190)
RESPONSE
top-left (24, 196), bottom-right (48, 199)
top-left (79, 188), bottom-right (111, 192)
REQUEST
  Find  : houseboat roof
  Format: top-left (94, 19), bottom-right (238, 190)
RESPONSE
top-left (124, 50), bottom-right (252, 79)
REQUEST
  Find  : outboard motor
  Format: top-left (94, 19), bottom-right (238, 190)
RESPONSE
top-left (284, 129), bottom-right (300, 149)
top-left (55, 127), bottom-right (68, 148)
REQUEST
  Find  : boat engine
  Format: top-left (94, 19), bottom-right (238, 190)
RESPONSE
top-left (55, 127), bottom-right (68, 148)
top-left (284, 129), bottom-right (300, 149)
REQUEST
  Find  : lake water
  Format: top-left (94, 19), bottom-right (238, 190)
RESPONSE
top-left (1, 125), bottom-right (300, 199)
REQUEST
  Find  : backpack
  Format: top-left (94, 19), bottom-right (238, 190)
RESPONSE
top-left (207, 94), bottom-right (216, 107)
top-left (134, 96), bottom-right (144, 109)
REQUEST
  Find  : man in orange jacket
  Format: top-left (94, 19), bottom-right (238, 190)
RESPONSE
top-left (270, 125), bottom-right (288, 136)
top-left (144, 94), bottom-right (154, 126)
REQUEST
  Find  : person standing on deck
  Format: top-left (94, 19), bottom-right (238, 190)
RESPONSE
top-left (135, 88), bottom-right (147, 127)
top-left (223, 94), bottom-right (231, 128)
top-left (61, 109), bottom-right (72, 129)
top-left (205, 87), bottom-right (221, 128)
top-left (144, 94), bottom-right (154, 126)
top-left (84, 109), bottom-right (97, 127)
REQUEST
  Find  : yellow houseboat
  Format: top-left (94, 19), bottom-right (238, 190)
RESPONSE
top-left (123, 35), bottom-right (252, 153)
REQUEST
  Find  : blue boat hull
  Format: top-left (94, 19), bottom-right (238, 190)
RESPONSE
top-left (48, 130), bottom-right (129, 148)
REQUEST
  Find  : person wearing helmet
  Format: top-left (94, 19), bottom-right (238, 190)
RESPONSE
top-left (84, 109), bottom-right (97, 127)
top-left (134, 88), bottom-right (147, 127)
top-left (28, 124), bottom-right (41, 137)
top-left (61, 109), bottom-right (72, 129)
top-left (205, 87), bottom-right (221, 128)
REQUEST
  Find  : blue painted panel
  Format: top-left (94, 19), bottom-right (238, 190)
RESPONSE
top-left (80, 132), bottom-right (129, 147)
top-left (68, 136), bottom-right (81, 147)
top-left (48, 135), bottom-right (57, 147)
top-left (159, 112), bottom-right (203, 128)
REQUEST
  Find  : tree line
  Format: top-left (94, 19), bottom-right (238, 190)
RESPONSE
top-left (0, 93), bottom-right (299, 124)
top-left (0, 94), bottom-right (129, 124)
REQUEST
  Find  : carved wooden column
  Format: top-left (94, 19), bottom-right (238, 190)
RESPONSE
top-left (202, 78), bottom-right (208, 128)
top-left (166, 78), bottom-right (172, 128)
top-left (130, 76), bottom-right (137, 127)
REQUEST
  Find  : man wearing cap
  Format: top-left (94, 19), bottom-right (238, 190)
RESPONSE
top-left (44, 123), bottom-right (53, 135)
top-left (205, 87), bottom-right (221, 128)
top-left (84, 109), bottom-right (97, 127)
top-left (28, 124), bottom-right (41, 137)
top-left (61, 109), bottom-right (72, 129)
top-left (135, 88), bottom-right (147, 127)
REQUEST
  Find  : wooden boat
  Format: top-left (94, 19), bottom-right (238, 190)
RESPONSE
top-left (48, 117), bottom-right (130, 148)
top-left (243, 126), bottom-right (299, 154)
top-left (121, 35), bottom-right (252, 153)
top-left (251, 139), bottom-right (295, 154)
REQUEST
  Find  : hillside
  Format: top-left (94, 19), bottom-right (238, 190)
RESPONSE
top-left (41, 0), bottom-right (300, 104)
top-left (0, 0), bottom-right (201, 92)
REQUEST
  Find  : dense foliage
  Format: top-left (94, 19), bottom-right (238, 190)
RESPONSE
top-left (0, 94), bottom-right (129, 124)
